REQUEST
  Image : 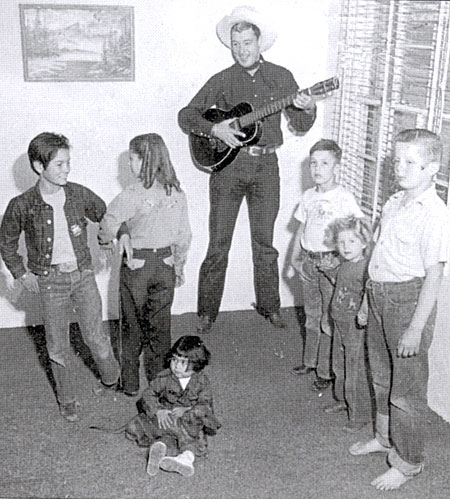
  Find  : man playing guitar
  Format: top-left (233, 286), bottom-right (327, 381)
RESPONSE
top-left (178, 6), bottom-right (316, 333)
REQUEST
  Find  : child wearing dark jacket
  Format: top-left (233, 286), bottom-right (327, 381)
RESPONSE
top-left (126, 335), bottom-right (221, 477)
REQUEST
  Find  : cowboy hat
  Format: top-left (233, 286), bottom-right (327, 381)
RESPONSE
top-left (216, 6), bottom-right (277, 52)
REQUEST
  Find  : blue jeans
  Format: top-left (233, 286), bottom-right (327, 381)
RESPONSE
top-left (119, 248), bottom-right (175, 392)
top-left (366, 278), bottom-right (436, 475)
top-left (332, 320), bottom-right (372, 424)
top-left (299, 250), bottom-right (337, 379)
top-left (198, 153), bottom-right (280, 321)
top-left (38, 268), bottom-right (120, 405)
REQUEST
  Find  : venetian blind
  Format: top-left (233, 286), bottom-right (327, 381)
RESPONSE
top-left (333, 0), bottom-right (450, 221)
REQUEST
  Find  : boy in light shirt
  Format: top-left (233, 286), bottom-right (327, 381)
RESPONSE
top-left (290, 139), bottom-right (364, 391)
top-left (349, 129), bottom-right (450, 491)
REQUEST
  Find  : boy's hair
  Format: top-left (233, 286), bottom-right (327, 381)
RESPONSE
top-left (395, 128), bottom-right (442, 163)
top-left (28, 132), bottom-right (70, 174)
top-left (129, 133), bottom-right (181, 193)
top-left (309, 139), bottom-right (342, 162)
top-left (231, 21), bottom-right (261, 39)
top-left (324, 216), bottom-right (373, 254)
top-left (168, 335), bottom-right (211, 372)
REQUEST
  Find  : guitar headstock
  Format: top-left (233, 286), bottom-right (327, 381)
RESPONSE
top-left (305, 77), bottom-right (340, 98)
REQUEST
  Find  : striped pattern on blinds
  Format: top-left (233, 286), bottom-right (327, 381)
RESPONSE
top-left (333, 0), bottom-right (450, 221)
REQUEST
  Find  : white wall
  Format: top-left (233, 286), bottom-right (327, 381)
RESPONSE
top-left (0, 0), bottom-right (339, 328)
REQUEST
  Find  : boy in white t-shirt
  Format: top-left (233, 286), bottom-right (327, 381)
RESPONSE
top-left (290, 139), bottom-right (363, 391)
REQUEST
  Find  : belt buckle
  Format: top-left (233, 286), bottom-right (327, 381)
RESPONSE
top-left (246, 146), bottom-right (259, 156)
top-left (56, 261), bottom-right (78, 273)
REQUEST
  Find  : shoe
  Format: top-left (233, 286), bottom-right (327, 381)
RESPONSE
top-left (93, 380), bottom-right (139, 397)
top-left (146, 441), bottom-right (167, 476)
top-left (342, 421), bottom-right (368, 433)
top-left (291, 365), bottom-right (314, 375)
top-left (311, 377), bottom-right (332, 391)
top-left (324, 401), bottom-right (347, 414)
top-left (267, 311), bottom-right (286, 328)
top-left (159, 451), bottom-right (195, 477)
top-left (197, 315), bottom-right (213, 334)
top-left (59, 400), bottom-right (80, 422)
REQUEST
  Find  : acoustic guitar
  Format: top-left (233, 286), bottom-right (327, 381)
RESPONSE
top-left (189, 76), bottom-right (340, 173)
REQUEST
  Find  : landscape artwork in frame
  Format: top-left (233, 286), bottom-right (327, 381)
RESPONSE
top-left (19, 4), bottom-right (134, 81)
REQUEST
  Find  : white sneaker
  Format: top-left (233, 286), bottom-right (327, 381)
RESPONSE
top-left (146, 442), bottom-right (167, 476)
top-left (159, 451), bottom-right (195, 477)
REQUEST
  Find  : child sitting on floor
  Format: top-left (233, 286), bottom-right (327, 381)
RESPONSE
top-left (126, 335), bottom-right (221, 477)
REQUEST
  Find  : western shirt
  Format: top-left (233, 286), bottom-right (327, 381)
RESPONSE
top-left (98, 181), bottom-right (192, 278)
top-left (178, 58), bottom-right (316, 147)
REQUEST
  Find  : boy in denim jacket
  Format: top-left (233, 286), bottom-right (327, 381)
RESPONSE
top-left (349, 129), bottom-right (450, 491)
top-left (0, 132), bottom-right (120, 422)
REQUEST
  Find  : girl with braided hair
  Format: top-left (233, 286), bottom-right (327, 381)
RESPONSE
top-left (98, 133), bottom-right (192, 396)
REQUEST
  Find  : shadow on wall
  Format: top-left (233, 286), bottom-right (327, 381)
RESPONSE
top-left (281, 156), bottom-right (314, 309)
top-left (116, 149), bottom-right (135, 190)
top-left (0, 154), bottom-right (44, 325)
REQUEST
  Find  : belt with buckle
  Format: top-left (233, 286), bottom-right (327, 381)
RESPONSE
top-left (51, 261), bottom-right (78, 273)
top-left (241, 145), bottom-right (278, 156)
top-left (304, 250), bottom-right (337, 260)
top-left (132, 247), bottom-right (172, 258)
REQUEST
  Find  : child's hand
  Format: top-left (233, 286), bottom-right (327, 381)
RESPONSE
top-left (292, 260), bottom-right (313, 283)
top-left (356, 310), bottom-right (368, 327)
top-left (286, 265), bottom-right (296, 279)
top-left (18, 272), bottom-right (39, 294)
top-left (119, 234), bottom-right (133, 264)
top-left (397, 327), bottom-right (422, 357)
top-left (156, 409), bottom-right (174, 429)
top-left (171, 406), bottom-right (190, 419)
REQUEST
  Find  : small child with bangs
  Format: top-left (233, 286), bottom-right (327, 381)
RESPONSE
top-left (131, 335), bottom-right (221, 477)
top-left (320, 216), bottom-right (374, 433)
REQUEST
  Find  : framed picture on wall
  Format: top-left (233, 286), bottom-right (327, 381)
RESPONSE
top-left (19, 4), bottom-right (134, 82)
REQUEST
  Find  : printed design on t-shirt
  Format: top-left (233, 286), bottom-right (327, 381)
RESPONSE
top-left (307, 199), bottom-right (335, 224)
top-left (335, 286), bottom-right (359, 311)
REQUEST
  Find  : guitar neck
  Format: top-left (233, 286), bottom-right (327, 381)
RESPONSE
top-left (238, 88), bottom-right (312, 129)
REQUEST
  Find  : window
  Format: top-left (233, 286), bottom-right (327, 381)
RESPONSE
top-left (333, 0), bottom-right (450, 221)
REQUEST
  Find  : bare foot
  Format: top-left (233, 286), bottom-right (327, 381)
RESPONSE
top-left (349, 438), bottom-right (390, 456)
top-left (371, 468), bottom-right (412, 490)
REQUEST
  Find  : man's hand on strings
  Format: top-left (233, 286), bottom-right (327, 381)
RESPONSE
top-left (211, 119), bottom-right (246, 148)
top-left (293, 92), bottom-right (315, 111)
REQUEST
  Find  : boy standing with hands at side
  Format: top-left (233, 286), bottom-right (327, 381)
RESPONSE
top-left (290, 139), bottom-right (363, 391)
top-left (349, 129), bottom-right (450, 491)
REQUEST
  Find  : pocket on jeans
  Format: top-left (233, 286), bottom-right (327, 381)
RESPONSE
top-left (385, 285), bottom-right (419, 307)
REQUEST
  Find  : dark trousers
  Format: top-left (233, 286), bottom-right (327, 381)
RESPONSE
top-left (198, 153), bottom-right (280, 321)
top-left (332, 320), bottom-right (373, 424)
top-left (119, 248), bottom-right (175, 392)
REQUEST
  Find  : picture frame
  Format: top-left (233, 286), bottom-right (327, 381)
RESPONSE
top-left (19, 4), bottom-right (134, 82)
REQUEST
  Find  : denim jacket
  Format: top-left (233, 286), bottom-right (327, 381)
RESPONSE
top-left (0, 182), bottom-right (107, 278)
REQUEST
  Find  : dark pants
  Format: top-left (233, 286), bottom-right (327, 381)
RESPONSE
top-left (135, 412), bottom-right (208, 457)
top-left (198, 152), bottom-right (280, 321)
top-left (119, 248), bottom-right (175, 393)
top-left (332, 320), bottom-right (373, 424)
top-left (367, 278), bottom-right (435, 475)
top-left (299, 249), bottom-right (337, 379)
